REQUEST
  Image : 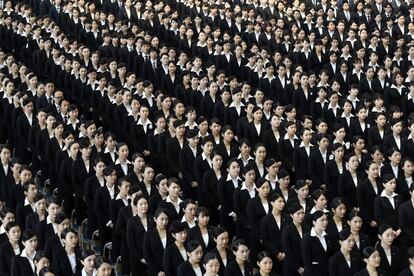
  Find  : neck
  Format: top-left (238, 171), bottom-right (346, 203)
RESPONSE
top-left (65, 246), bottom-right (74, 255)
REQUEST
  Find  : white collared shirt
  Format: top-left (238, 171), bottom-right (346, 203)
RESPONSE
top-left (24, 198), bottom-right (36, 212)
top-left (202, 153), bottom-right (212, 168)
top-left (106, 185), bottom-right (115, 199)
top-left (20, 249), bottom-right (35, 272)
top-left (181, 216), bottom-right (197, 228)
top-left (310, 227), bottom-right (328, 251)
top-left (115, 159), bottom-right (131, 175)
top-left (82, 268), bottom-right (97, 276)
top-left (46, 216), bottom-right (57, 234)
top-left (166, 196), bottom-right (183, 214)
top-left (380, 190), bottom-right (398, 209)
top-left (116, 193), bottom-right (130, 206)
top-left (241, 182), bottom-right (256, 198)
top-left (227, 174), bottom-right (241, 189)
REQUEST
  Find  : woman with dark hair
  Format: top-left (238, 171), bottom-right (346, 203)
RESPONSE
top-left (53, 228), bottom-right (82, 276)
top-left (75, 250), bottom-right (96, 276)
top-left (0, 221), bottom-right (23, 276)
top-left (224, 239), bottom-right (252, 276)
top-left (59, 140), bottom-right (79, 216)
top-left (328, 229), bottom-right (363, 276)
top-left (326, 197), bottom-right (348, 244)
top-left (376, 224), bottom-right (404, 275)
top-left (10, 229), bottom-right (38, 276)
top-left (163, 221), bottom-right (188, 276)
top-left (357, 161), bottom-right (383, 241)
top-left (301, 211), bottom-right (335, 276)
top-left (33, 251), bottom-right (50, 276)
top-left (147, 174), bottom-right (168, 217)
top-left (324, 143), bottom-right (346, 200)
top-left (177, 240), bottom-right (205, 276)
top-left (210, 226), bottom-right (233, 276)
top-left (247, 178), bottom-right (271, 264)
top-left (338, 153), bottom-right (361, 211)
top-left (255, 251), bottom-right (275, 276)
top-left (354, 247), bottom-right (388, 276)
top-left (384, 71), bottom-right (408, 109)
top-left (203, 252), bottom-right (220, 276)
top-left (127, 195), bottom-right (151, 276)
top-left (282, 204), bottom-right (309, 276)
top-left (347, 210), bottom-right (370, 255)
top-left (399, 247), bottom-right (414, 275)
top-left (374, 174), bottom-right (402, 232)
top-left (188, 207), bottom-right (215, 253)
top-left (143, 208), bottom-right (171, 276)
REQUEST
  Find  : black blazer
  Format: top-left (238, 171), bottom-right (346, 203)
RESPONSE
top-left (10, 254), bottom-right (35, 276)
top-left (44, 234), bottom-right (63, 263)
top-left (374, 193), bottom-right (402, 230)
top-left (177, 261), bottom-right (205, 276)
top-left (224, 260), bottom-right (252, 276)
top-left (188, 225), bottom-right (215, 252)
top-left (52, 248), bottom-right (82, 276)
top-left (399, 268), bottom-right (414, 276)
top-left (94, 185), bottom-right (113, 229)
top-left (399, 200), bottom-right (414, 246)
top-left (309, 148), bottom-right (328, 190)
top-left (282, 223), bottom-right (310, 275)
top-left (0, 242), bottom-right (24, 276)
top-left (25, 212), bottom-right (39, 232)
top-left (357, 178), bottom-right (383, 226)
top-left (294, 144), bottom-right (313, 181)
top-left (245, 121), bottom-right (269, 147)
top-left (36, 219), bottom-right (55, 250)
top-left (301, 231), bottom-right (336, 276)
top-left (127, 215), bottom-right (151, 271)
top-left (328, 251), bottom-right (363, 276)
top-left (247, 197), bottom-right (271, 242)
top-left (338, 171), bottom-right (362, 210)
top-left (209, 247), bottom-right (234, 276)
top-left (143, 228), bottom-right (172, 276)
top-left (376, 245), bottom-right (404, 276)
top-left (354, 267), bottom-right (390, 276)
top-left (324, 160), bottom-right (346, 199)
top-left (261, 212), bottom-right (290, 257)
top-left (163, 243), bottom-right (186, 276)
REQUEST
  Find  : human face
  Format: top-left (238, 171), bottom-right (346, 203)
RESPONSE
top-left (188, 245), bottom-right (203, 264)
top-left (184, 203), bottom-right (196, 220)
top-left (272, 197), bottom-right (285, 212)
top-left (341, 235), bottom-right (355, 252)
top-left (155, 212), bottom-right (169, 229)
top-left (215, 231), bottom-right (229, 248)
top-left (291, 208), bottom-right (305, 224)
top-left (204, 258), bottom-right (220, 275)
top-left (258, 182), bottom-right (270, 198)
top-left (228, 161), bottom-right (240, 177)
top-left (203, 141), bottom-right (214, 156)
top-left (333, 203), bottom-right (346, 218)
top-left (313, 214), bottom-right (328, 231)
top-left (383, 178), bottom-right (397, 193)
top-left (0, 148), bottom-right (11, 164)
top-left (137, 198), bottom-right (148, 214)
top-left (7, 226), bottom-right (21, 243)
top-left (255, 146), bottom-right (266, 161)
top-left (27, 184), bottom-right (38, 200)
top-left (118, 145), bottom-right (129, 160)
top-left (82, 254), bottom-right (96, 273)
top-left (366, 250), bottom-right (381, 268)
top-left (234, 245), bottom-right (249, 262)
top-left (97, 262), bottom-right (112, 276)
top-left (64, 232), bottom-right (78, 249)
top-left (244, 170), bottom-right (256, 184)
top-left (258, 256), bottom-right (273, 274)
top-left (24, 236), bottom-right (38, 252)
top-left (315, 194), bottom-right (327, 210)
top-left (168, 183), bottom-right (181, 198)
top-left (35, 257), bottom-right (49, 272)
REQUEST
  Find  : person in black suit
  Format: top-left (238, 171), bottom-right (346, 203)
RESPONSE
top-left (177, 240), bottom-right (205, 276)
top-left (16, 98), bottom-right (36, 165)
top-left (282, 203), bottom-right (309, 276)
top-left (24, 192), bottom-right (46, 233)
top-left (84, 157), bottom-right (106, 238)
top-left (178, 129), bottom-right (200, 200)
top-left (44, 212), bottom-right (69, 264)
top-left (397, 158), bottom-right (414, 202)
top-left (358, 161), bottom-right (383, 241)
top-left (0, 221), bottom-right (23, 276)
top-left (144, 208), bottom-right (172, 276)
top-left (326, 198), bottom-right (348, 245)
top-left (376, 224), bottom-right (405, 275)
top-left (309, 133), bottom-right (330, 191)
top-left (338, 154), bottom-right (362, 211)
top-left (15, 182), bottom-right (38, 231)
top-left (260, 191), bottom-right (289, 275)
top-left (0, 208), bottom-right (15, 246)
top-left (163, 221), bottom-right (188, 276)
top-left (210, 226), bottom-right (233, 275)
top-left (398, 247), bottom-right (414, 276)
top-left (301, 210), bottom-right (335, 276)
top-left (95, 166), bottom-right (117, 253)
top-left (36, 196), bottom-right (60, 250)
top-left (354, 247), bottom-right (389, 276)
top-left (76, 249), bottom-right (96, 276)
top-left (158, 178), bottom-right (184, 223)
top-left (329, 229), bottom-right (363, 276)
top-left (224, 239), bottom-right (252, 276)
top-left (53, 228), bottom-right (82, 276)
top-left (202, 252), bottom-right (221, 276)
top-left (278, 121), bottom-right (299, 179)
top-left (32, 250), bottom-right (51, 276)
top-left (188, 207), bottom-right (215, 253)
top-left (367, 113), bottom-right (387, 151)
top-left (10, 229), bottom-right (37, 276)
top-left (127, 195), bottom-right (151, 276)
top-left (399, 186), bottom-right (414, 249)
top-left (375, 174), bottom-right (402, 231)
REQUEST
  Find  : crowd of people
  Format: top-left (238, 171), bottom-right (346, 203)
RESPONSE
top-left (2, 0), bottom-right (414, 275)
